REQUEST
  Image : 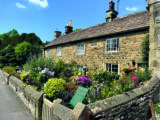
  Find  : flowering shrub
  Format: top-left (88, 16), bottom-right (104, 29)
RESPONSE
top-left (122, 65), bottom-right (134, 74)
top-left (75, 76), bottom-right (91, 88)
top-left (118, 72), bottom-right (139, 92)
top-left (37, 68), bottom-right (54, 84)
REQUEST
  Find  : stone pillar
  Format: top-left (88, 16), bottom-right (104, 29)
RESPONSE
top-left (146, 0), bottom-right (160, 73)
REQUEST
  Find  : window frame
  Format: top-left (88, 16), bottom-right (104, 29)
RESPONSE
top-left (105, 63), bottom-right (119, 74)
top-left (47, 49), bottom-right (50, 56)
top-left (57, 47), bottom-right (62, 56)
top-left (77, 43), bottom-right (85, 55)
top-left (105, 38), bottom-right (119, 52)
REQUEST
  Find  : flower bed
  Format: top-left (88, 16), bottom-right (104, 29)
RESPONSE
top-left (2, 61), bottom-right (151, 107)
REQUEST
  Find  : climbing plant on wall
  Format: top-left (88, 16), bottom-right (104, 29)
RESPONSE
top-left (141, 32), bottom-right (149, 68)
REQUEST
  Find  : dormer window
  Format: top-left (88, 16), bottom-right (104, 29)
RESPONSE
top-left (106, 38), bottom-right (119, 52)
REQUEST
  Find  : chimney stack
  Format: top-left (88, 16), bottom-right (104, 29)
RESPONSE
top-left (106, 0), bottom-right (118, 22)
top-left (54, 30), bottom-right (61, 39)
top-left (65, 20), bottom-right (73, 34)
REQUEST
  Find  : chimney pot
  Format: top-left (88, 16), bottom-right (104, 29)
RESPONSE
top-left (54, 31), bottom-right (61, 39)
top-left (106, 0), bottom-right (118, 22)
top-left (65, 20), bottom-right (73, 34)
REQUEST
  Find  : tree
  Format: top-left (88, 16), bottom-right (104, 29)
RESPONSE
top-left (23, 33), bottom-right (43, 45)
top-left (0, 45), bottom-right (18, 68)
top-left (15, 41), bottom-right (32, 65)
top-left (73, 28), bottom-right (82, 32)
top-left (0, 29), bottom-right (20, 50)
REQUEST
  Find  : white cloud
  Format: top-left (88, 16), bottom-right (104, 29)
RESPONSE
top-left (28, 0), bottom-right (48, 8)
top-left (126, 7), bottom-right (138, 12)
top-left (16, 2), bottom-right (27, 9)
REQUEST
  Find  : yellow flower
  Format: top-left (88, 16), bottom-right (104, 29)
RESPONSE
top-left (78, 72), bottom-right (81, 75)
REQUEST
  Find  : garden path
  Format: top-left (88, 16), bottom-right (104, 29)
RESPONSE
top-left (0, 70), bottom-right (34, 120)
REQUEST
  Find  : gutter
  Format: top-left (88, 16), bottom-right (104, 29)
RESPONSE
top-left (44, 26), bottom-right (149, 49)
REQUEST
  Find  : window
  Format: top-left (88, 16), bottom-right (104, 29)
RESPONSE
top-left (57, 47), bottom-right (62, 56)
top-left (105, 64), bottom-right (118, 74)
top-left (47, 49), bottom-right (50, 56)
top-left (77, 43), bottom-right (85, 55)
top-left (106, 38), bottom-right (119, 52)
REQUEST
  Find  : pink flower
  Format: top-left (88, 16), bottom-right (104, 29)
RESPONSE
top-left (136, 86), bottom-right (140, 88)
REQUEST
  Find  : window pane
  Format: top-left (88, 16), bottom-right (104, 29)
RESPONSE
top-left (106, 38), bottom-right (119, 52)
top-left (77, 44), bottom-right (84, 55)
top-left (57, 47), bottom-right (61, 56)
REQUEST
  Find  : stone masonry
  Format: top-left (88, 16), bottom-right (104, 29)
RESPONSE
top-left (45, 31), bottom-right (147, 73)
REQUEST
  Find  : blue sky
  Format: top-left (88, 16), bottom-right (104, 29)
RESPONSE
top-left (0, 0), bottom-right (148, 43)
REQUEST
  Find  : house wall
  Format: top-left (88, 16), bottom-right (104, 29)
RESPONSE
top-left (44, 31), bottom-right (147, 73)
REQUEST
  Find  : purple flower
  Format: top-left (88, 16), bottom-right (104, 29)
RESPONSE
top-left (100, 82), bottom-right (104, 86)
top-left (136, 86), bottom-right (140, 88)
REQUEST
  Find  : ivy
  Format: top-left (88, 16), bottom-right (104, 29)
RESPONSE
top-left (141, 33), bottom-right (149, 68)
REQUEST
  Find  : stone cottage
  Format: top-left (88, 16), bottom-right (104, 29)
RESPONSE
top-left (43, 1), bottom-right (149, 74)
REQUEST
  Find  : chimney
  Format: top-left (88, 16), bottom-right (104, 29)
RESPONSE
top-left (54, 30), bottom-right (61, 39)
top-left (106, 0), bottom-right (118, 22)
top-left (65, 20), bottom-right (73, 34)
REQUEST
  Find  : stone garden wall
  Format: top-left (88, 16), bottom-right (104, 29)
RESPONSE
top-left (1, 70), bottom-right (160, 120)
top-left (0, 70), bottom-right (44, 120)
top-left (87, 73), bottom-right (160, 120)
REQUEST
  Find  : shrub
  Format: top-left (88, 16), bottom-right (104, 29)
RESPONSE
top-left (2, 66), bottom-right (16, 75)
top-left (37, 68), bottom-right (54, 84)
top-left (135, 69), bottom-right (151, 83)
top-left (44, 78), bottom-right (66, 99)
top-left (54, 59), bottom-right (74, 81)
top-left (23, 55), bottom-right (55, 75)
top-left (91, 69), bottom-right (116, 87)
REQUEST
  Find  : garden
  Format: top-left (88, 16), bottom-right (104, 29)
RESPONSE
top-left (1, 55), bottom-right (152, 108)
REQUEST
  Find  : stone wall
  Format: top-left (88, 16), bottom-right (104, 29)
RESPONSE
top-left (44, 31), bottom-right (147, 73)
top-left (0, 70), bottom-right (44, 120)
top-left (87, 73), bottom-right (160, 120)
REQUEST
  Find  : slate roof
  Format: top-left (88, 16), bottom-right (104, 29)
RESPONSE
top-left (45, 10), bottom-right (149, 48)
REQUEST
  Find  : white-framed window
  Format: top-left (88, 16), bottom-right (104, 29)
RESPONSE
top-left (106, 38), bottom-right (119, 52)
top-left (47, 49), bottom-right (50, 56)
top-left (77, 43), bottom-right (85, 55)
top-left (57, 47), bottom-right (62, 56)
top-left (105, 64), bottom-right (118, 74)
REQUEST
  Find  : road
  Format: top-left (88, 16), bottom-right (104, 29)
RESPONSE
top-left (0, 71), bottom-right (34, 120)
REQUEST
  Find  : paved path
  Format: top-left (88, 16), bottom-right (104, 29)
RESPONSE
top-left (0, 71), bottom-right (34, 120)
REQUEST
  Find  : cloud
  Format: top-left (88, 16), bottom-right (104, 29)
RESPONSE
top-left (126, 7), bottom-right (138, 12)
top-left (16, 2), bottom-right (27, 9)
top-left (28, 0), bottom-right (48, 8)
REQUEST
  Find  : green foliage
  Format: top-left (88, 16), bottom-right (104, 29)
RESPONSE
top-left (0, 45), bottom-right (18, 67)
top-left (23, 55), bottom-right (55, 74)
top-left (2, 66), bottom-right (16, 75)
top-left (44, 78), bottom-right (66, 99)
top-left (15, 41), bottom-right (32, 65)
top-left (0, 29), bottom-right (20, 50)
top-left (90, 69), bottom-right (117, 87)
top-left (135, 69), bottom-right (151, 83)
top-left (141, 33), bottom-right (149, 67)
top-left (54, 59), bottom-right (74, 81)
top-left (0, 29), bottom-right (43, 68)
top-left (154, 103), bottom-right (160, 114)
top-left (73, 28), bottom-right (82, 32)
top-left (20, 71), bottom-right (28, 80)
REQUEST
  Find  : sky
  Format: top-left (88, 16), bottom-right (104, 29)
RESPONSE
top-left (0, 0), bottom-right (148, 43)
